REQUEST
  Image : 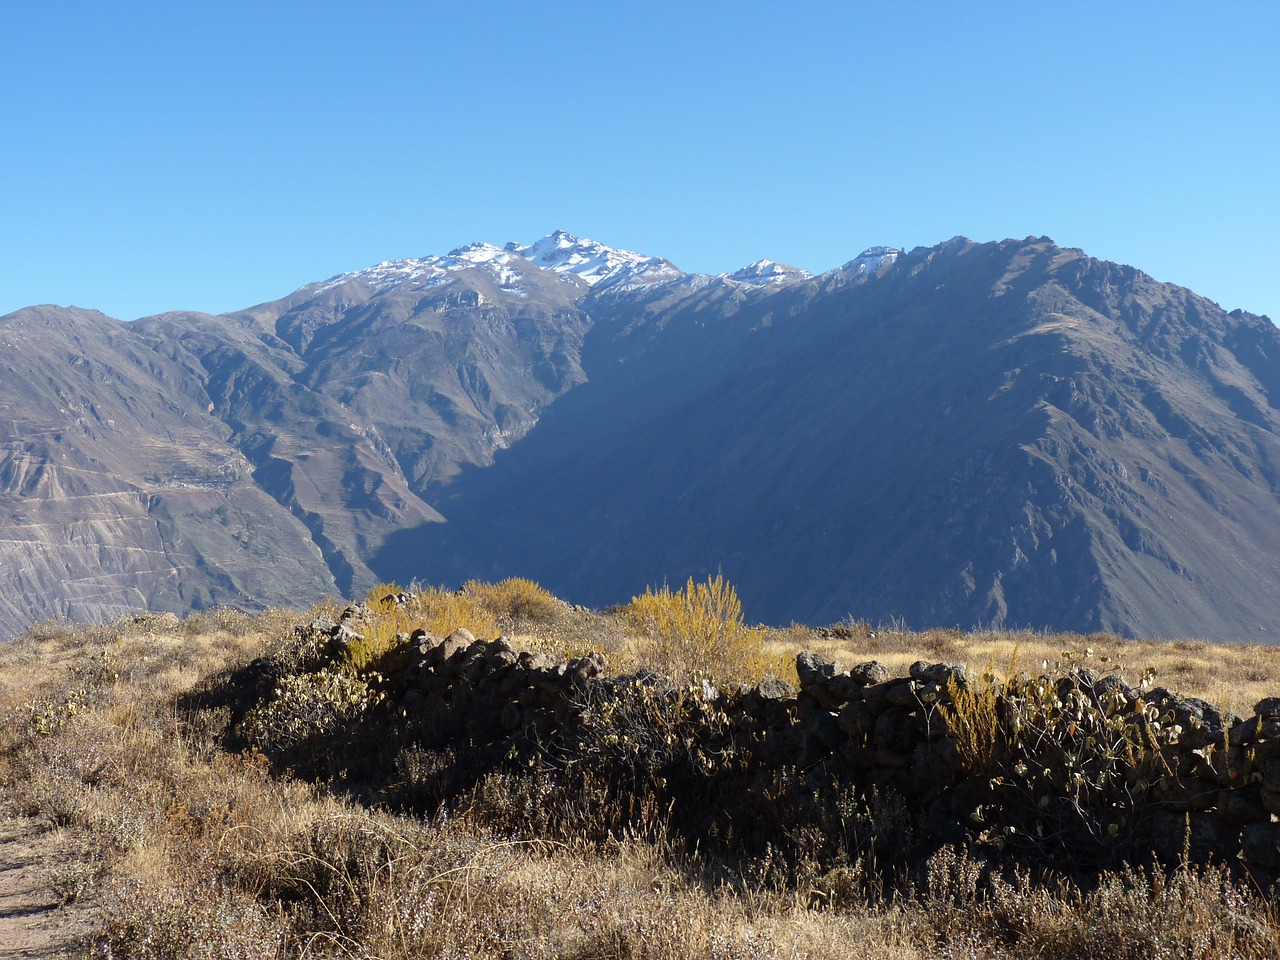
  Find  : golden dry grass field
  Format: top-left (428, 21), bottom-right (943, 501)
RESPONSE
top-left (2, 582), bottom-right (1279, 959)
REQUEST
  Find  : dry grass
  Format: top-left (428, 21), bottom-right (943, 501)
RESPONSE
top-left (2, 589), bottom-right (1280, 958)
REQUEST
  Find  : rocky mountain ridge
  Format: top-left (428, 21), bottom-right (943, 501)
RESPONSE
top-left (3, 232), bottom-right (1278, 641)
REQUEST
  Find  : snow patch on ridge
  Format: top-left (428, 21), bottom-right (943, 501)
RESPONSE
top-left (505, 230), bottom-right (681, 288)
top-left (304, 233), bottom-right (902, 304)
top-left (307, 231), bottom-right (681, 298)
top-left (841, 246), bottom-right (900, 277)
top-left (723, 259), bottom-right (813, 286)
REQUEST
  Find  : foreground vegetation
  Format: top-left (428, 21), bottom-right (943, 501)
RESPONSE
top-left (4, 581), bottom-right (1280, 958)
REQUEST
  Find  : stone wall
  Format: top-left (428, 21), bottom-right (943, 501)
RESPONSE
top-left (268, 608), bottom-right (1280, 881)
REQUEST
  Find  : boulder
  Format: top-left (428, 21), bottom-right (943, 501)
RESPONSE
top-left (796, 651), bottom-right (841, 690)
top-left (1150, 811), bottom-right (1240, 866)
top-left (1216, 786), bottom-right (1271, 826)
top-left (873, 706), bottom-right (918, 754)
top-left (1243, 821), bottom-right (1280, 870)
top-left (837, 700), bottom-right (874, 740)
top-left (884, 679), bottom-right (921, 708)
top-left (849, 661), bottom-right (889, 685)
top-left (1255, 697), bottom-right (1280, 718)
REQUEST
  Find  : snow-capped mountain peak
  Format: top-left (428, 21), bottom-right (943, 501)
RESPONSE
top-left (723, 259), bottom-right (813, 286)
top-left (307, 232), bottom-right (679, 300)
top-left (505, 231), bottom-right (680, 288)
top-left (310, 242), bottom-right (523, 297)
top-left (840, 246), bottom-right (901, 276)
top-left (444, 241), bottom-right (507, 266)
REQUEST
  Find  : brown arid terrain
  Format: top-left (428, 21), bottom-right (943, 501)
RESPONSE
top-left (0, 816), bottom-right (98, 958)
top-left (7, 234), bottom-right (1280, 644)
top-left (4, 580), bottom-right (1280, 958)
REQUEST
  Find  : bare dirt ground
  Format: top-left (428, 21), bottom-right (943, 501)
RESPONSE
top-left (0, 817), bottom-right (97, 959)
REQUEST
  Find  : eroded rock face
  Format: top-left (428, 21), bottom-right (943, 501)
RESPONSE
top-left (8, 234), bottom-right (1280, 641)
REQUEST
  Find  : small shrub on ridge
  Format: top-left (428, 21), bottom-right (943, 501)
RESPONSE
top-left (625, 575), bottom-right (771, 684)
top-left (464, 577), bottom-right (560, 624)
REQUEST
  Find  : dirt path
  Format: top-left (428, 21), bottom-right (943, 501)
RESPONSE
top-left (0, 817), bottom-right (98, 959)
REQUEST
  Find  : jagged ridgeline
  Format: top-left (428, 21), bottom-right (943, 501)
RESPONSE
top-left (3, 232), bottom-right (1280, 640)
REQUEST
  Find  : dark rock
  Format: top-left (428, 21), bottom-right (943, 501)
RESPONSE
top-left (461, 650), bottom-right (490, 686)
top-left (1152, 776), bottom-right (1221, 811)
top-left (1091, 674), bottom-right (1134, 704)
top-left (499, 701), bottom-right (523, 732)
top-left (1243, 822), bottom-right (1280, 870)
top-left (873, 706), bottom-right (917, 754)
top-left (837, 701), bottom-right (874, 740)
top-left (836, 740), bottom-right (874, 770)
top-left (1261, 756), bottom-right (1280, 792)
top-left (764, 696), bottom-right (795, 730)
top-left (797, 732), bottom-right (834, 770)
top-left (884, 679), bottom-right (921, 708)
top-left (910, 661), bottom-right (969, 688)
top-left (795, 692), bottom-right (827, 722)
top-left (309, 614), bottom-right (338, 635)
top-left (826, 674), bottom-right (866, 703)
top-left (908, 660), bottom-right (934, 681)
top-left (808, 711), bottom-right (845, 752)
top-left (862, 682), bottom-right (891, 714)
top-left (401, 689), bottom-right (426, 714)
top-left (1255, 697), bottom-right (1280, 718)
top-left (849, 661), bottom-right (890, 686)
top-left (488, 636), bottom-right (516, 657)
top-left (516, 686), bottom-right (540, 708)
top-left (1230, 717), bottom-right (1262, 744)
top-left (518, 650), bottom-right (555, 671)
top-left (569, 652), bottom-right (606, 686)
top-left (1216, 786), bottom-right (1271, 826)
top-left (912, 738), bottom-right (963, 791)
top-left (440, 632), bottom-right (473, 662)
top-left (757, 678), bottom-right (796, 700)
top-left (489, 649), bottom-right (519, 673)
top-left (1150, 811), bottom-right (1240, 866)
top-left (1177, 721), bottom-right (1225, 752)
top-left (758, 725), bottom-right (807, 766)
top-left (1263, 785), bottom-right (1280, 817)
top-left (796, 651), bottom-right (841, 690)
top-left (522, 708), bottom-right (556, 739)
top-left (867, 748), bottom-right (913, 769)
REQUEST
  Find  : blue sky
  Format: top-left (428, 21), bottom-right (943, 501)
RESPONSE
top-left (2, 2), bottom-right (1277, 322)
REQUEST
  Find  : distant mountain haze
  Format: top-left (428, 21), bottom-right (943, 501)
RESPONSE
top-left (2, 232), bottom-right (1278, 641)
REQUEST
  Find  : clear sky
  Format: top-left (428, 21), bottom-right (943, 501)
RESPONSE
top-left (2, 2), bottom-right (1277, 322)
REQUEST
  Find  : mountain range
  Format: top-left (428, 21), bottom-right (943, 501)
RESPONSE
top-left (3, 231), bottom-right (1279, 642)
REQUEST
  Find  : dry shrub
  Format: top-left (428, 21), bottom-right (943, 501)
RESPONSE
top-left (625, 575), bottom-right (772, 684)
top-left (922, 845), bottom-right (1280, 959)
top-left (393, 584), bottom-right (497, 643)
top-left (338, 584), bottom-right (499, 672)
top-left (101, 874), bottom-right (286, 959)
top-left (464, 576), bottom-right (561, 624)
top-left (939, 670), bottom-right (1002, 776)
top-left (237, 669), bottom-right (382, 760)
